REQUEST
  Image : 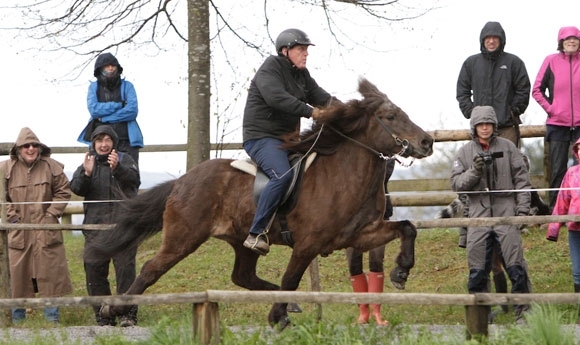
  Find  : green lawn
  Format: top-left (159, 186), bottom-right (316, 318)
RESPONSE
top-left (32, 224), bottom-right (576, 328)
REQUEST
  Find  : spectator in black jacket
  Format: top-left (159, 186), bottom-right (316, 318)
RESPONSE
top-left (241, 28), bottom-right (337, 256)
top-left (70, 125), bottom-right (140, 327)
top-left (457, 21), bottom-right (530, 148)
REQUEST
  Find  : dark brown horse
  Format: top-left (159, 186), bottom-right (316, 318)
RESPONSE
top-left (90, 78), bottom-right (434, 328)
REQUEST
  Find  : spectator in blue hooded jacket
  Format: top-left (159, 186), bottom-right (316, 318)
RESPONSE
top-left (78, 52), bottom-right (143, 165)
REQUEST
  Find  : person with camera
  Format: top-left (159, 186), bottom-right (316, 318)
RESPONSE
top-left (450, 105), bottom-right (532, 323)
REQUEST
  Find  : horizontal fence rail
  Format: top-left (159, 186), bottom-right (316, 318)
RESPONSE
top-left (0, 290), bottom-right (578, 310)
top-left (0, 290), bottom-right (578, 343)
top-left (0, 125), bottom-right (548, 155)
top-left (0, 124), bottom-right (550, 210)
top-left (1, 215), bottom-right (578, 231)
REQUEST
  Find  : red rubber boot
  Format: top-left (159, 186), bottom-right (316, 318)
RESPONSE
top-left (368, 271), bottom-right (389, 325)
top-left (350, 273), bottom-right (370, 323)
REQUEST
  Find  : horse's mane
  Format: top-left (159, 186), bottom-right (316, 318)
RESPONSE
top-left (285, 78), bottom-right (386, 155)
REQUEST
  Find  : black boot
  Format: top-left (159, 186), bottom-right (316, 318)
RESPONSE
top-left (85, 262), bottom-right (115, 326)
top-left (506, 265), bottom-right (530, 324)
top-left (88, 282), bottom-right (116, 326)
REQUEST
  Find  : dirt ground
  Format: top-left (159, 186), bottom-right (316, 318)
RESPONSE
top-left (1, 325), bottom-right (151, 344)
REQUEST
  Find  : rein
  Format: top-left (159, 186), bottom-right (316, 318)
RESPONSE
top-left (326, 114), bottom-right (415, 167)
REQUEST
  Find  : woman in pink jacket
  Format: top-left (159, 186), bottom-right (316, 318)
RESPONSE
top-left (547, 137), bottom-right (580, 323)
top-left (533, 26), bottom-right (580, 212)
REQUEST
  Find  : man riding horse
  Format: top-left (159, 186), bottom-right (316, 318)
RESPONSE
top-left (241, 28), bottom-right (341, 255)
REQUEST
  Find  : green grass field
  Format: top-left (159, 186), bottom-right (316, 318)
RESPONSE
top-left (4, 225), bottom-right (580, 344)
top-left (31, 224), bottom-right (574, 328)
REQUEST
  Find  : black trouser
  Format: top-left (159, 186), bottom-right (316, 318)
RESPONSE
top-left (84, 240), bottom-right (138, 321)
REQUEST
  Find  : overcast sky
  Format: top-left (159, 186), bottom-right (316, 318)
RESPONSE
top-left (1, 0), bottom-right (579, 180)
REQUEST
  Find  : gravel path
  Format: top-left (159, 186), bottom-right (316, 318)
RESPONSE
top-left (1, 325), bottom-right (151, 344)
top-left (3, 324), bottom-right (580, 343)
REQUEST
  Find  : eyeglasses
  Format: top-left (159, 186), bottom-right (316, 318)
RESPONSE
top-left (20, 143), bottom-right (39, 149)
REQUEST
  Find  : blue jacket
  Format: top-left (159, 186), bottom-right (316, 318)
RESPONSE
top-left (77, 79), bottom-right (144, 147)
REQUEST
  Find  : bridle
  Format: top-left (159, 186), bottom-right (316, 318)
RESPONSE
top-left (326, 114), bottom-right (416, 167)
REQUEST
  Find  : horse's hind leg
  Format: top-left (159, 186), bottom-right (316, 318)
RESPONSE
top-left (230, 244), bottom-right (279, 290)
top-left (267, 251), bottom-right (317, 329)
top-left (230, 245), bottom-right (302, 313)
top-left (103, 217), bottom-right (210, 318)
top-left (389, 220), bottom-right (417, 290)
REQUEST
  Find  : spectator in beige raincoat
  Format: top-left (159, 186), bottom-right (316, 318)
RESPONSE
top-left (0, 127), bottom-right (73, 324)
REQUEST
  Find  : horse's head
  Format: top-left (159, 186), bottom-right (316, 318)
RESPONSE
top-left (356, 78), bottom-right (433, 159)
top-left (288, 78), bottom-right (434, 161)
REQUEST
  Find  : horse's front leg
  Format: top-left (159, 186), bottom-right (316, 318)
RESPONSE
top-left (389, 220), bottom-right (416, 290)
top-left (267, 252), bottom-right (314, 329)
top-left (350, 219), bottom-right (417, 290)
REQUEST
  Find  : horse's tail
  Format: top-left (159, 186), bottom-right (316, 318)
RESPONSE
top-left (85, 179), bottom-right (176, 260)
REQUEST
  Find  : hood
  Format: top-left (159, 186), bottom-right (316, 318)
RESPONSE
top-left (479, 21), bottom-right (506, 58)
top-left (9, 127), bottom-right (51, 159)
top-left (470, 106), bottom-right (498, 138)
top-left (557, 26), bottom-right (580, 52)
top-left (93, 53), bottom-right (123, 77)
top-left (90, 124), bottom-right (119, 153)
top-left (574, 137), bottom-right (580, 161)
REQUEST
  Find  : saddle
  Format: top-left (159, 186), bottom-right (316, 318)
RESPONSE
top-left (230, 153), bottom-right (317, 247)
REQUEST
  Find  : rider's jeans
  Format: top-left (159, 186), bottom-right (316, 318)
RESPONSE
top-left (244, 138), bottom-right (294, 235)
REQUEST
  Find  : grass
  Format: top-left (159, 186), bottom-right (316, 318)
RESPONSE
top-left (48, 225), bottom-right (579, 326)
top-left (4, 305), bottom-right (580, 344)
top-left (4, 225), bottom-right (580, 343)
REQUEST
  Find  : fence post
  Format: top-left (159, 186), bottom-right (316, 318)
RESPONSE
top-left (464, 305), bottom-right (488, 340)
top-left (0, 167), bottom-right (12, 326)
top-left (308, 258), bottom-right (322, 321)
top-left (193, 302), bottom-right (220, 345)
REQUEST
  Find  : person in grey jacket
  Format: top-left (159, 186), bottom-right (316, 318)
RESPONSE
top-left (241, 28), bottom-right (336, 255)
top-left (450, 106), bottom-right (531, 322)
top-left (70, 125), bottom-right (140, 327)
top-left (456, 22), bottom-right (533, 314)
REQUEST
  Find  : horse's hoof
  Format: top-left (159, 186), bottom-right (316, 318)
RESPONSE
top-left (390, 267), bottom-right (408, 290)
top-left (286, 303), bottom-right (302, 313)
top-left (99, 305), bottom-right (111, 318)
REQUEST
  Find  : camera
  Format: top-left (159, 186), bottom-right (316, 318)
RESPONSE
top-left (478, 151), bottom-right (503, 165)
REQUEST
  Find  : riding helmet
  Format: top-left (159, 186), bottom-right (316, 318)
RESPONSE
top-left (275, 28), bottom-right (315, 54)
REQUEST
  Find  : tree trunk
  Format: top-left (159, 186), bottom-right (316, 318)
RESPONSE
top-left (187, 0), bottom-right (211, 170)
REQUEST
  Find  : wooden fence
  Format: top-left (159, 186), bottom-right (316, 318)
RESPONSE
top-left (0, 124), bottom-right (550, 212)
top-left (0, 124), bottom-right (565, 344)
top-left (2, 214), bottom-right (580, 343)
top-left (0, 290), bottom-right (579, 343)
